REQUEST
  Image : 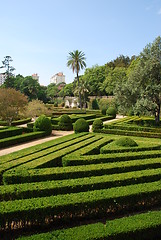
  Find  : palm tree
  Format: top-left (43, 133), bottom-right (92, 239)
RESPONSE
top-left (67, 50), bottom-right (86, 110)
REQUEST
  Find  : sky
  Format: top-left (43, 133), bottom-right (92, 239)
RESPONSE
top-left (0, 0), bottom-right (161, 86)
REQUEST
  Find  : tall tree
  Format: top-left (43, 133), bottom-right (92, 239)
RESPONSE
top-left (2, 56), bottom-right (15, 88)
top-left (83, 65), bottom-right (106, 96)
top-left (114, 36), bottom-right (161, 124)
top-left (74, 77), bottom-right (89, 109)
top-left (67, 50), bottom-right (86, 110)
top-left (19, 76), bottom-right (41, 101)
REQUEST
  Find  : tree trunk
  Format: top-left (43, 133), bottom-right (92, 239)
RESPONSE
top-left (77, 72), bottom-right (82, 110)
top-left (155, 104), bottom-right (160, 125)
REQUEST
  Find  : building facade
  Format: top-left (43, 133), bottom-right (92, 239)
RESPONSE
top-left (32, 73), bottom-right (39, 82)
top-left (50, 72), bottom-right (65, 85)
top-left (0, 73), bottom-right (6, 86)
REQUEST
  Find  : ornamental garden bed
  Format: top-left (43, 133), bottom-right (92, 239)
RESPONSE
top-left (0, 125), bottom-right (161, 239)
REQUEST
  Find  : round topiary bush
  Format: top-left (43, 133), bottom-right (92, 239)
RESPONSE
top-left (92, 119), bottom-right (103, 132)
top-left (106, 107), bottom-right (117, 118)
top-left (33, 115), bottom-right (52, 136)
top-left (73, 118), bottom-right (89, 133)
top-left (115, 137), bottom-right (138, 147)
top-left (58, 114), bottom-right (73, 131)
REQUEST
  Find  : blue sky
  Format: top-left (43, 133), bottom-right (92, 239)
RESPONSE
top-left (0, 0), bottom-right (160, 86)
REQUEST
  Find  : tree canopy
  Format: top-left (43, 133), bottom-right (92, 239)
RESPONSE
top-left (0, 88), bottom-right (28, 125)
top-left (115, 36), bottom-right (161, 124)
top-left (67, 50), bottom-right (86, 109)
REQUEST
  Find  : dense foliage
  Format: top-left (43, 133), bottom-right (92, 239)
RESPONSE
top-left (73, 118), bottom-right (89, 133)
top-left (58, 114), bottom-right (73, 130)
top-left (115, 137), bottom-right (138, 147)
top-left (1, 36), bottom-right (160, 124)
top-left (114, 36), bottom-right (161, 124)
top-left (33, 115), bottom-right (52, 135)
top-left (92, 119), bottom-right (103, 132)
top-left (106, 107), bottom-right (117, 118)
top-left (0, 88), bottom-right (28, 125)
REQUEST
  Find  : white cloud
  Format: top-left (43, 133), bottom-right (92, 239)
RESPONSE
top-left (158, 8), bottom-right (161, 14)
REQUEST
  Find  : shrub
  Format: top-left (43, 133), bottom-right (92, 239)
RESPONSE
top-left (58, 114), bottom-right (73, 131)
top-left (92, 99), bottom-right (99, 110)
top-left (54, 102), bottom-right (58, 107)
top-left (115, 137), bottom-right (138, 147)
top-left (60, 102), bottom-right (65, 107)
top-left (101, 107), bottom-right (107, 115)
top-left (106, 107), bottom-right (117, 118)
top-left (92, 119), bottom-right (103, 132)
top-left (73, 118), bottom-right (89, 133)
top-left (33, 115), bottom-right (52, 135)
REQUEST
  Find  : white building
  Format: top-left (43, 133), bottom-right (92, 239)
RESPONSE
top-left (32, 73), bottom-right (39, 82)
top-left (50, 72), bottom-right (65, 85)
top-left (0, 73), bottom-right (6, 86)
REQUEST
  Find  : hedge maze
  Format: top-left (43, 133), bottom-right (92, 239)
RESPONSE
top-left (0, 130), bottom-right (161, 239)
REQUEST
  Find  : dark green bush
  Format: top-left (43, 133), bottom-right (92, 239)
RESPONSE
top-left (58, 114), bottom-right (73, 130)
top-left (73, 118), bottom-right (89, 133)
top-left (0, 127), bottom-right (23, 139)
top-left (54, 102), bottom-right (58, 107)
top-left (27, 122), bottom-right (34, 129)
top-left (115, 137), bottom-right (138, 147)
top-left (92, 119), bottom-right (103, 132)
top-left (106, 107), bottom-right (117, 118)
top-left (92, 99), bottom-right (99, 110)
top-left (101, 107), bottom-right (107, 115)
top-left (33, 115), bottom-right (52, 135)
top-left (0, 132), bottom-right (46, 149)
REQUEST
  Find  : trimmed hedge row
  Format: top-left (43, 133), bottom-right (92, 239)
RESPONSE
top-left (125, 116), bottom-right (161, 127)
top-left (62, 149), bottom-right (161, 166)
top-left (17, 210), bottom-right (161, 240)
top-left (95, 128), bottom-right (161, 138)
top-left (0, 131), bottom-right (46, 149)
top-left (100, 143), bottom-right (161, 154)
top-left (87, 115), bottom-right (114, 125)
top-left (0, 134), bottom-right (94, 176)
top-left (0, 180), bottom-right (161, 229)
top-left (51, 114), bottom-right (97, 125)
top-left (52, 109), bottom-right (101, 116)
top-left (104, 123), bottom-right (161, 133)
top-left (51, 115), bottom-right (115, 129)
top-left (63, 138), bottom-right (113, 156)
top-left (0, 127), bottom-right (23, 139)
top-left (11, 118), bottom-right (32, 126)
top-left (0, 118), bottom-right (31, 126)
top-left (12, 135), bottom-right (101, 169)
top-left (27, 122), bottom-right (34, 129)
top-left (1, 168), bottom-right (161, 201)
top-left (0, 133), bottom-right (86, 165)
top-left (3, 157), bottom-right (161, 184)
